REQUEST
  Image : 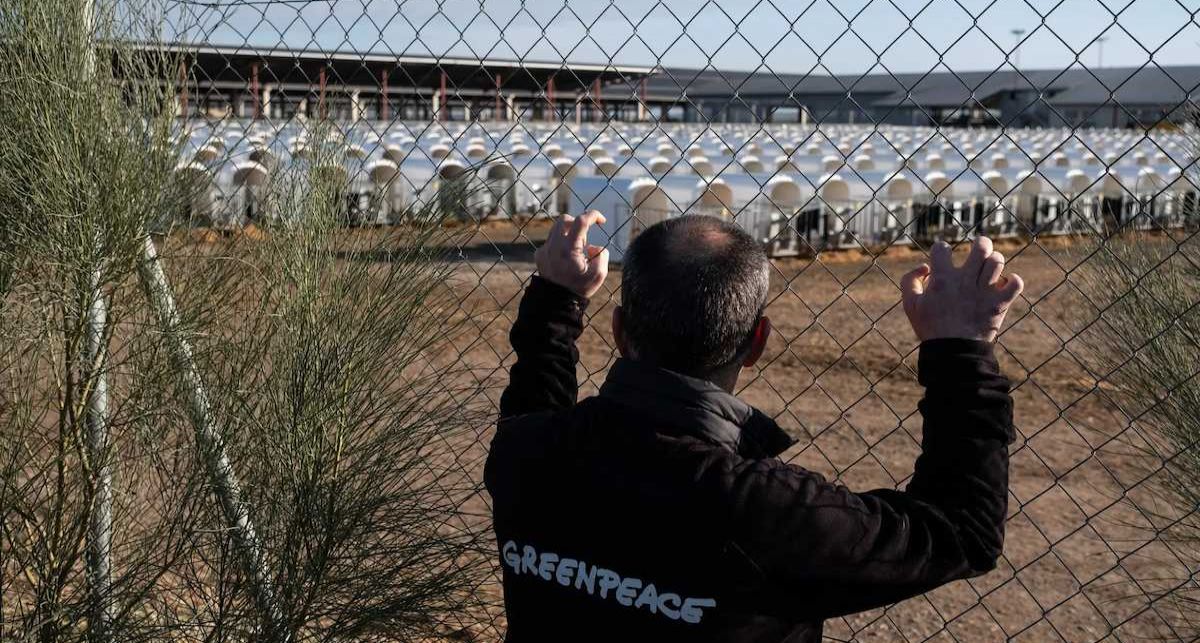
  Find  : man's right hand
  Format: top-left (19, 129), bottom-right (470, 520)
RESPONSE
top-left (900, 237), bottom-right (1024, 343)
top-left (535, 211), bottom-right (610, 299)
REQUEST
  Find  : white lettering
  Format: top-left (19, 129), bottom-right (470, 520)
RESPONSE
top-left (575, 560), bottom-right (596, 595)
top-left (658, 593), bottom-right (682, 620)
top-left (555, 558), bottom-right (577, 587)
top-left (681, 597), bottom-right (717, 624)
top-left (596, 568), bottom-right (620, 599)
top-left (615, 576), bottom-right (642, 607)
top-left (502, 541), bottom-right (520, 574)
top-left (537, 552), bottom-right (558, 582)
top-left (634, 582), bottom-right (659, 613)
top-left (521, 546), bottom-right (537, 575)
top-left (498, 540), bottom-right (714, 624)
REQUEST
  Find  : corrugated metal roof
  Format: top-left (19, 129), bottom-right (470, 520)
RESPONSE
top-left (1044, 66), bottom-right (1200, 105)
top-left (158, 42), bottom-right (658, 75)
top-left (643, 66), bottom-right (1200, 107)
top-left (157, 42), bottom-right (1200, 108)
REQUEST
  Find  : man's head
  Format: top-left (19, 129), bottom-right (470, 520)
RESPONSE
top-left (614, 215), bottom-right (772, 390)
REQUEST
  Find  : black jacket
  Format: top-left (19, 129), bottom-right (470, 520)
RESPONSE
top-left (485, 276), bottom-right (1014, 642)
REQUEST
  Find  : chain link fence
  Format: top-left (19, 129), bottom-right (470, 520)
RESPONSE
top-left (158, 0), bottom-right (1200, 639)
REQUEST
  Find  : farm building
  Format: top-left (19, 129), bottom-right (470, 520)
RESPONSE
top-left (166, 43), bottom-right (1200, 129)
top-left (153, 43), bottom-right (1199, 261)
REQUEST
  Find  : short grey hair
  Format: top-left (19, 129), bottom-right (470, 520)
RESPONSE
top-left (620, 215), bottom-right (770, 377)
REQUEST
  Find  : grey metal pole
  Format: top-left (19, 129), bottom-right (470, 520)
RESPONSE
top-left (1011, 28), bottom-right (1026, 72)
top-left (135, 233), bottom-right (286, 640)
top-left (83, 264), bottom-right (113, 643)
top-left (79, 0), bottom-right (114, 639)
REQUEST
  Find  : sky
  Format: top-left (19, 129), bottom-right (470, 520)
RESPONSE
top-left (171, 0), bottom-right (1200, 74)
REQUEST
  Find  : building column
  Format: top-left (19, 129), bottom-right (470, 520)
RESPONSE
top-left (177, 59), bottom-right (189, 119)
top-left (432, 91), bottom-right (440, 122)
top-left (546, 76), bottom-right (556, 122)
top-left (637, 77), bottom-right (647, 121)
top-left (575, 96), bottom-right (582, 126)
top-left (262, 84), bottom-right (273, 119)
top-left (494, 72), bottom-right (503, 122)
top-left (351, 89), bottom-right (362, 122)
top-left (505, 93), bottom-right (516, 122)
top-left (250, 62), bottom-right (262, 119)
top-left (593, 77), bottom-right (603, 122)
top-left (439, 69), bottom-right (448, 122)
top-left (380, 68), bottom-right (390, 120)
top-left (318, 66), bottom-right (328, 119)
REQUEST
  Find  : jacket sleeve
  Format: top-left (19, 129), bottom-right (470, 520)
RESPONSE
top-left (725, 338), bottom-right (1013, 620)
top-left (498, 275), bottom-right (589, 420)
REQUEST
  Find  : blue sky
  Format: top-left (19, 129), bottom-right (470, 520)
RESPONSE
top-left (174, 0), bottom-right (1200, 74)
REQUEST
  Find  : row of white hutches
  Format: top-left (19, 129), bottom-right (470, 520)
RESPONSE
top-left (174, 119), bottom-right (1197, 259)
top-left (183, 119), bottom-right (1191, 171)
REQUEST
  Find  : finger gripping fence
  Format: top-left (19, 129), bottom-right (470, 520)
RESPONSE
top-left (163, 0), bottom-right (1200, 640)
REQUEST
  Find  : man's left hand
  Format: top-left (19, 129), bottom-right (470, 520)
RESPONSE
top-left (535, 211), bottom-right (610, 299)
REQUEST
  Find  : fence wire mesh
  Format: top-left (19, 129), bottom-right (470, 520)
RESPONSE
top-left (158, 0), bottom-right (1200, 640)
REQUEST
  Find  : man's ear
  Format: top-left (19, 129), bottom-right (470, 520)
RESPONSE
top-left (742, 316), bottom-right (772, 367)
top-left (612, 305), bottom-right (630, 357)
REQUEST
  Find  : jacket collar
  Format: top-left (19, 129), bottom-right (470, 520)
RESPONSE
top-left (598, 358), bottom-right (796, 459)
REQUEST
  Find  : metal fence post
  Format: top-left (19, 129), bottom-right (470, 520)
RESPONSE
top-left (136, 233), bottom-right (286, 640)
top-left (83, 263), bottom-right (113, 643)
top-left (78, 0), bottom-right (114, 638)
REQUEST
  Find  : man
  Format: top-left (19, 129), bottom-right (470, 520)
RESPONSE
top-left (485, 211), bottom-right (1023, 642)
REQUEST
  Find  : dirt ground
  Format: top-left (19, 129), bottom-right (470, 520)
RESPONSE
top-left (435, 219), bottom-right (1197, 642)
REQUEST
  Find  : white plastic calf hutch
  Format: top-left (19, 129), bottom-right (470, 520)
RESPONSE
top-left (483, 160), bottom-right (519, 220)
top-left (223, 160), bottom-right (271, 228)
top-left (366, 158), bottom-right (406, 225)
top-left (174, 161), bottom-right (219, 226)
